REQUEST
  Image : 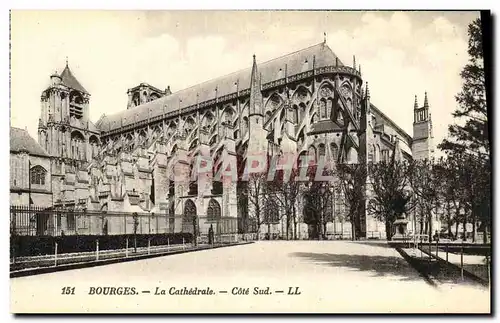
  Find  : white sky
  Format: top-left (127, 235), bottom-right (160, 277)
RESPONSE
top-left (10, 10), bottom-right (480, 154)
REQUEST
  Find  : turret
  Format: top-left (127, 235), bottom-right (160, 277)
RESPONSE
top-left (249, 54), bottom-right (264, 117)
top-left (50, 71), bottom-right (61, 86)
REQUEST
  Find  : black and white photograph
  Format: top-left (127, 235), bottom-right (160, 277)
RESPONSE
top-left (7, 9), bottom-right (492, 314)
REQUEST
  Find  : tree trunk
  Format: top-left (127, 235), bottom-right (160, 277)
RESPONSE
top-left (455, 220), bottom-right (459, 240)
top-left (428, 207), bottom-right (433, 242)
top-left (285, 212), bottom-right (290, 241)
top-left (267, 223), bottom-right (271, 240)
top-left (385, 220), bottom-right (391, 240)
top-left (292, 205), bottom-right (297, 240)
top-left (462, 208), bottom-right (467, 241)
top-left (323, 222), bottom-right (328, 240)
top-left (483, 225), bottom-right (488, 244)
top-left (419, 211), bottom-right (424, 235)
top-left (447, 204), bottom-right (453, 238)
top-left (256, 210), bottom-right (260, 241)
top-left (472, 219), bottom-right (476, 243)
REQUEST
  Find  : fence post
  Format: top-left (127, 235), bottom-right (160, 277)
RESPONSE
top-left (183, 237), bottom-right (185, 250)
top-left (167, 237), bottom-right (170, 250)
top-left (148, 238), bottom-right (151, 255)
top-left (446, 244), bottom-right (448, 262)
top-left (96, 239), bottom-right (100, 261)
top-left (54, 241), bottom-right (58, 267)
top-left (436, 239), bottom-right (438, 258)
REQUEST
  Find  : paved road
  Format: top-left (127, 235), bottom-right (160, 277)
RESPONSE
top-left (10, 241), bottom-right (490, 314)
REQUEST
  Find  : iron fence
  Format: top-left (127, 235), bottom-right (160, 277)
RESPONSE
top-left (10, 205), bottom-right (241, 237)
top-left (10, 205), bottom-right (243, 260)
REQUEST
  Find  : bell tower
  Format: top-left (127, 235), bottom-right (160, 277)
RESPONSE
top-left (38, 60), bottom-right (97, 162)
top-left (412, 92), bottom-right (434, 160)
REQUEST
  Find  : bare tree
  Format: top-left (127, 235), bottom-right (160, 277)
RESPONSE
top-left (408, 158), bottom-right (443, 242)
top-left (367, 160), bottom-right (414, 241)
top-left (337, 163), bottom-right (367, 240)
top-left (266, 168), bottom-right (303, 240)
top-left (240, 172), bottom-right (269, 240)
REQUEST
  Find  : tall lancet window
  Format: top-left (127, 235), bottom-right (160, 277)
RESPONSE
top-left (318, 144), bottom-right (326, 161)
top-left (320, 99), bottom-right (328, 119)
top-left (330, 143), bottom-right (339, 162)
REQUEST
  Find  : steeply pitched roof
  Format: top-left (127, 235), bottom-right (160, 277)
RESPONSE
top-left (99, 42), bottom-right (342, 132)
top-left (60, 64), bottom-right (89, 94)
top-left (10, 127), bottom-right (49, 157)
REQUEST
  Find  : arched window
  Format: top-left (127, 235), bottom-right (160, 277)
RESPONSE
top-left (242, 116), bottom-right (249, 135)
top-left (207, 199), bottom-right (221, 222)
top-left (327, 99), bottom-right (333, 120)
top-left (330, 143), bottom-right (339, 162)
top-left (320, 99), bottom-right (327, 119)
top-left (312, 113), bottom-right (318, 124)
top-left (30, 165), bottom-right (47, 185)
top-left (299, 103), bottom-right (306, 122)
top-left (318, 144), bottom-right (326, 161)
top-left (308, 145), bottom-right (317, 165)
top-left (293, 105), bottom-right (299, 124)
top-left (182, 199), bottom-right (197, 233)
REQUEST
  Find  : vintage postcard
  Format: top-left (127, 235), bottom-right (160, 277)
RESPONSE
top-left (8, 9), bottom-right (492, 314)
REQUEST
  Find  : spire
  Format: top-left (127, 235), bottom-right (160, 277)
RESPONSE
top-left (249, 54), bottom-right (263, 116)
top-left (358, 64), bottom-right (361, 75)
top-left (353, 55), bottom-right (356, 70)
top-left (60, 64), bottom-right (89, 94)
top-left (65, 56), bottom-right (68, 67)
top-left (423, 91), bottom-right (429, 108)
top-left (323, 32), bottom-right (327, 44)
top-left (414, 95), bottom-right (418, 110)
top-left (365, 82), bottom-right (370, 99)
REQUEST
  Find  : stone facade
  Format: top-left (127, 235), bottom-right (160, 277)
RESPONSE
top-left (25, 41), bottom-right (433, 238)
top-left (10, 128), bottom-right (53, 208)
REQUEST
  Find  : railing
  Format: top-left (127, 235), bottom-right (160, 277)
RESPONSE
top-left (10, 205), bottom-right (242, 264)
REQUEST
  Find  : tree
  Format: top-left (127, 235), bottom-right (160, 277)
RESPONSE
top-left (241, 172), bottom-right (269, 240)
top-left (367, 160), bottom-right (414, 240)
top-left (433, 157), bottom-right (461, 240)
top-left (408, 158), bottom-right (443, 242)
top-left (301, 166), bottom-right (335, 240)
top-left (439, 18), bottom-right (489, 159)
top-left (337, 163), bottom-right (367, 240)
top-left (266, 167), bottom-right (303, 240)
top-left (437, 17), bottom-right (491, 243)
top-left (453, 151), bottom-right (491, 243)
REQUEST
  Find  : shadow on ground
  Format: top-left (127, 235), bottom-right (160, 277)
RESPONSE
top-left (348, 241), bottom-right (394, 249)
top-left (290, 252), bottom-right (425, 283)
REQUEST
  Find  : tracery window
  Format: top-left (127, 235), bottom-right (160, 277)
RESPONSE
top-left (320, 99), bottom-right (328, 119)
top-left (30, 165), bottom-right (47, 185)
top-left (207, 199), bottom-right (221, 222)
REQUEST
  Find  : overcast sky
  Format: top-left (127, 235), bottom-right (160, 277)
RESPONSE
top-left (10, 10), bottom-right (480, 154)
